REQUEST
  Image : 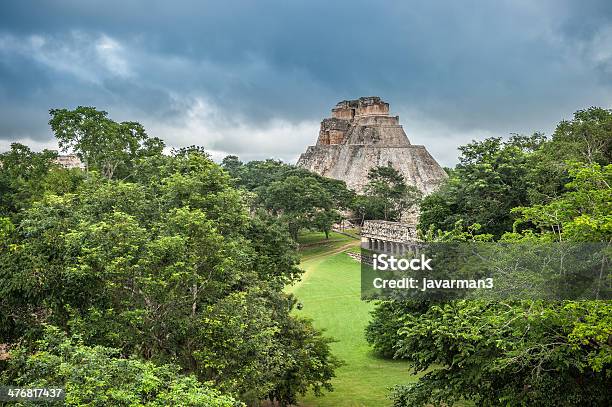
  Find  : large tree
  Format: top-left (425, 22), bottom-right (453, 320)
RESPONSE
top-left (263, 175), bottom-right (339, 240)
top-left (370, 171), bottom-right (612, 405)
top-left (420, 109), bottom-right (612, 238)
top-left (419, 134), bottom-right (546, 237)
top-left (364, 165), bottom-right (421, 221)
top-left (49, 106), bottom-right (165, 179)
top-left (549, 107), bottom-right (612, 165)
top-left (1, 151), bottom-right (341, 404)
top-left (1, 326), bottom-right (241, 407)
top-left (387, 299), bottom-right (611, 407)
top-left (0, 143), bottom-right (60, 216)
top-left (222, 156), bottom-right (353, 239)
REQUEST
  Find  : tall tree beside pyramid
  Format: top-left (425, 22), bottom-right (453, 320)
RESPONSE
top-left (297, 97), bottom-right (447, 223)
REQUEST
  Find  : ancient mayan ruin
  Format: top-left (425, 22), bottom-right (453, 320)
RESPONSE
top-left (54, 153), bottom-right (85, 169)
top-left (296, 96), bottom-right (447, 196)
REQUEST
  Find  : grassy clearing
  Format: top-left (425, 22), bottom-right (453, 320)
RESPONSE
top-left (333, 227), bottom-right (361, 239)
top-left (297, 231), bottom-right (353, 245)
top-left (290, 232), bottom-right (418, 407)
top-left (297, 231), bottom-right (357, 259)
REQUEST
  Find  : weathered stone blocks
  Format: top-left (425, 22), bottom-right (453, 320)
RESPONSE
top-left (297, 96), bottom-right (447, 196)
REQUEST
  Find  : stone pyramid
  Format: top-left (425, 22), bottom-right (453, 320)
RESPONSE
top-left (297, 96), bottom-right (447, 195)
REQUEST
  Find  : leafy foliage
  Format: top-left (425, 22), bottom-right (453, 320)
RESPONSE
top-left (368, 108), bottom-right (612, 406)
top-left (419, 108), bottom-right (612, 238)
top-left (419, 135), bottom-right (545, 237)
top-left (1, 326), bottom-right (242, 407)
top-left (221, 157), bottom-right (353, 239)
top-left (362, 165), bottom-right (421, 222)
top-left (1, 108), bottom-right (342, 406)
top-left (49, 107), bottom-right (165, 179)
top-left (388, 301), bottom-right (611, 407)
top-left (513, 162), bottom-right (612, 242)
top-left (0, 143), bottom-right (62, 217)
top-left (549, 107), bottom-right (612, 165)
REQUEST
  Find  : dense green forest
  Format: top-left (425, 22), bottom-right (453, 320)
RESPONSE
top-left (1, 106), bottom-right (610, 406)
top-left (367, 107), bottom-right (612, 406)
top-left (0, 107), bottom-right (344, 406)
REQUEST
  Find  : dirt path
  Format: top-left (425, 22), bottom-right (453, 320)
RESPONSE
top-left (302, 240), bottom-right (360, 262)
top-left (287, 240), bottom-right (360, 295)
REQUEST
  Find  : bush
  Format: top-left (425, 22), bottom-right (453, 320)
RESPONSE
top-left (379, 300), bottom-right (612, 406)
top-left (1, 326), bottom-right (242, 407)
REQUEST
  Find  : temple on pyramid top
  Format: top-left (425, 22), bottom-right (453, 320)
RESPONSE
top-left (297, 97), bottom-right (447, 197)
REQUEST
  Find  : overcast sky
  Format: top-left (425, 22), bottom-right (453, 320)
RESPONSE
top-left (1, 0), bottom-right (611, 166)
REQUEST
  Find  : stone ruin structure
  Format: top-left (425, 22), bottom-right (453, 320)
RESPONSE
top-left (360, 220), bottom-right (420, 253)
top-left (54, 153), bottom-right (85, 169)
top-left (297, 97), bottom-right (447, 246)
top-left (296, 97), bottom-right (447, 195)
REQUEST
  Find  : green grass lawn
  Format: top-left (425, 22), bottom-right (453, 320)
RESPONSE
top-left (297, 231), bottom-right (358, 259)
top-left (289, 234), bottom-right (418, 407)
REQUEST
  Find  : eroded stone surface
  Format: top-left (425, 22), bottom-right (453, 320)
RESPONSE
top-left (297, 97), bottom-right (447, 195)
top-left (361, 220), bottom-right (418, 243)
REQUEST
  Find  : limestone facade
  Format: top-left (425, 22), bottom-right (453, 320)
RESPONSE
top-left (361, 219), bottom-right (418, 243)
top-left (54, 154), bottom-right (85, 169)
top-left (296, 96), bottom-right (447, 195)
top-left (360, 220), bottom-right (421, 254)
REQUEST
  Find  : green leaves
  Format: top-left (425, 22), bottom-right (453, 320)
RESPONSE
top-left (263, 175), bottom-right (336, 240)
top-left (221, 156), bottom-right (353, 240)
top-left (419, 108), bottom-right (612, 239)
top-left (0, 143), bottom-right (60, 217)
top-left (419, 135), bottom-right (541, 237)
top-left (513, 162), bottom-right (612, 241)
top-left (369, 108), bottom-right (612, 406)
top-left (552, 107), bottom-right (612, 165)
top-left (364, 165), bottom-right (421, 221)
top-left (1, 146), bottom-right (340, 406)
top-left (0, 217), bottom-right (14, 242)
top-left (382, 300), bottom-right (612, 406)
top-left (1, 326), bottom-right (242, 406)
top-left (49, 106), bottom-right (164, 179)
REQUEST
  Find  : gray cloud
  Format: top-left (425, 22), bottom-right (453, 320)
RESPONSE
top-left (0, 0), bottom-right (611, 166)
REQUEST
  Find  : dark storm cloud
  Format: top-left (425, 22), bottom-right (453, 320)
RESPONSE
top-left (0, 0), bottom-right (611, 165)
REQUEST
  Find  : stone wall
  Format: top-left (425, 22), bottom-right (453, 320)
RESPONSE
top-left (54, 154), bottom-right (85, 169)
top-left (361, 220), bottom-right (418, 243)
top-left (316, 118), bottom-right (351, 145)
top-left (331, 96), bottom-right (389, 120)
top-left (354, 97), bottom-right (389, 117)
top-left (298, 144), bottom-right (446, 194)
top-left (331, 106), bottom-right (355, 120)
top-left (360, 220), bottom-right (421, 254)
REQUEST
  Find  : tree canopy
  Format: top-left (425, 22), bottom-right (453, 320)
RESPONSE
top-left (1, 107), bottom-right (341, 407)
top-left (49, 106), bottom-right (165, 179)
top-left (2, 326), bottom-right (242, 407)
top-left (363, 165), bottom-right (421, 222)
top-left (367, 107), bottom-right (612, 406)
top-left (221, 157), bottom-right (353, 239)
